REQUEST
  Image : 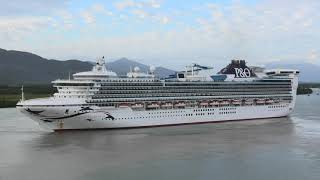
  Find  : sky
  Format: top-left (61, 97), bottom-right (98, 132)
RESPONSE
top-left (0, 0), bottom-right (319, 69)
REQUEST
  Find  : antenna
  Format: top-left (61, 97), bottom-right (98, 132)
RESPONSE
top-left (21, 85), bottom-right (25, 102)
top-left (191, 65), bottom-right (194, 76)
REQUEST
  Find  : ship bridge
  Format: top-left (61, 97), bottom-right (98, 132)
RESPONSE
top-left (73, 57), bottom-right (117, 80)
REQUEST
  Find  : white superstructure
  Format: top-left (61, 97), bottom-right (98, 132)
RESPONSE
top-left (16, 58), bottom-right (299, 131)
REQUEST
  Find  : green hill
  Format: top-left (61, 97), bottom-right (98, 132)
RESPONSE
top-left (0, 49), bottom-right (175, 85)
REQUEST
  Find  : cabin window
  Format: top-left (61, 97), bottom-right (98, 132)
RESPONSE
top-left (178, 74), bottom-right (185, 78)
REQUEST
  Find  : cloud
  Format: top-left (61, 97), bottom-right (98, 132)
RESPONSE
top-left (91, 4), bottom-right (105, 13)
top-left (61, 0), bottom-right (318, 66)
top-left (0, 16), bottom-right (53, 41)
top-left (81, 11), bottom-right (95, 24)
top-left (80, 4), bottom-right (115, 24)
top-left (0, 0), bottom-right (74, 39)
top-left (148, 0), bottom-right (162, 8)
top-left (152, 15), bottom-right (169, 24)
top-left (130, 6), bottom-right (169, 24)
top-left (132, 9), bottom-right (149, 19)
top-left (189, 0), bottom-right (320, 63)
top-left (114, 0), bottom-right (136, 10)
top-left (54, 10), bottom-right (74, 29)
top-left (0, 0), bottom-right (70, 16)
top-left (114, 0), bottom-right (162, 10)
top-left (91, 3), bottom-right (114, 16)
top-left (307, 50), bottom-right (319, 63)
top-left (1, 0), bottom-right (320, 67)
top-left (0, 0), bottom-right (76, 47)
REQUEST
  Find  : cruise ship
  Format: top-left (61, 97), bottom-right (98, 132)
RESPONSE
top-left (16, 58), bottom-right (299, 131)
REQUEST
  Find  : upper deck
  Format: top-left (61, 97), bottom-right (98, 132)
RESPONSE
top-left (16, 58), bottom-right (299, 109)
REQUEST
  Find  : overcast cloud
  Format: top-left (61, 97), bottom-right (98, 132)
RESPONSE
top-left (0, 0), bottom-right (319, 68)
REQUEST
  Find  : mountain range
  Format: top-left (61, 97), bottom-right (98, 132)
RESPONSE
top-left (0, 48), bottom-right (319, 85)
top-left (0, 48), bottom-right (175, 85)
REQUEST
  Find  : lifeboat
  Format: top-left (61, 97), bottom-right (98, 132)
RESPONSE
top-left (188, 102), bottom-right (198, 106)
top-left (274, 99), bottom-right (280, 103)
top-left (265, 99), bottom-right (274, 104)
top-left (131, 103), bottom-right (144, 109)
top-left (219, 100), bottom-right (230, 106)
top-left (174, 102), bottom-right (186, 108)
top-left (232, 99), bottom-right (242, 105)
top-left (147, 103), bottom-right (160, 108)
top-left (255, 99), bottom-right (265, 104)
top-left (210, 101), bottom-right (219, 106)
top-left (199, 101), bottom-right (209, 106)
top-left (161, 102), bottom-right (173, 108)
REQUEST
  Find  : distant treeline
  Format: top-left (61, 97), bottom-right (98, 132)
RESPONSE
top-left (297, 83), bottom-right (320, 95)
top-left (0, 83), bottom-right (319, 108)
top-left (0, 85), bottom-right (56, 108)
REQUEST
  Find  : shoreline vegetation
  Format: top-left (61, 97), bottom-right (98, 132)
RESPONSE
top-left (0, 83), bottom-right (319, 108)
top-left (297, 83), bottom-right (320, 95)
top-left (0, 85), bottom-right (56, 108)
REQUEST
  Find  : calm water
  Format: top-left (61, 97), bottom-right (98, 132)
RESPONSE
top-left (0, 95), bottom-right (320, 180)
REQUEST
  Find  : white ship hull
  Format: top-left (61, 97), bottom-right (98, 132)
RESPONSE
top-left (16, 58), bottom-right (299, 131)
top-left (17, 103), bottom-right (294, 131)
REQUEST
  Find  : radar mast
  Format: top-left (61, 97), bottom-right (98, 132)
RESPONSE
top-left (93, 56), bottom-right (107, 72)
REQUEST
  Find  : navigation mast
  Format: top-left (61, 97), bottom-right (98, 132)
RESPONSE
top-left (21, 85), bottom-right (25, 102)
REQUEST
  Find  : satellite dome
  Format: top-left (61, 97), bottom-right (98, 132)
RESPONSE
top-left (150, 66), bottom-right (156, 73)
top-left (134, 66), bottom-right (140, 72)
